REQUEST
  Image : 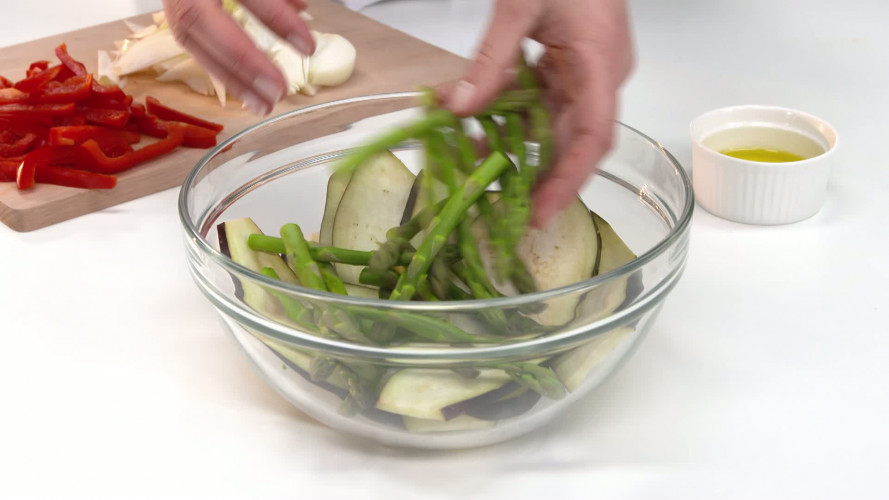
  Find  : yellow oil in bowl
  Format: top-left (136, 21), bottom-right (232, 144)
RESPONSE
top-left (702, 126), bottom-right (826, 164)
top-left (720, 148), bottom-right (806, 163)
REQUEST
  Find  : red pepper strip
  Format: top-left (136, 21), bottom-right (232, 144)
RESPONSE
top-left (50, 126), bottom-right (138, 158)
top-left (0, 159), bottom-right (17, 181)
top-left (145, 96), bottom-right (224, 132)
top-left (37, 164), bottom-right (117, 189)
top-left (77, 106), bottom-right (131, 128)
top-left (54, 43), bottom-right (88, 77)
top-left (0, 102), bottom-right (76, 117)
top-left (1, 158), bottom-right (115, 189)
top-left (0, 132), bottom-right (38, 157)
top-left (181, 123), bottom-right (218, 148)
top-left (49, 126), bottom-right (140, 146)
top-left (90, 81), bottom-right (127, 102)
top-left (0, 76), bottom-right (13, 89)
top-left (0, 115), bottom-right (52, 136)
top-left (15, 65), bottom-right (62, 93)
top-left (130, 103), bottom-right (146, 117)
top-left (52, 115), bottom-right (88, 127)
top-left (30, 75), bottom-right (93, 104)
top-left (16, 145), bottom-right (88, 189)
top-left (0, 87), bottom-right (29, 104)
top-left (81, 92), bottom-right (132, 110)
top-left (132, 112), bottom-right (168, 138)
top-left (79, 124), bottom-right (183, 174)
top-left (27, 61), bottom-right (50, 78)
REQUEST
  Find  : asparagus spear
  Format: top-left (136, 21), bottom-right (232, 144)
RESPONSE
top-left (280, 223), bottom-right (372, 344)
top-left (318, 262), bottom-right (348, 296)
top-left (359, 268), bottom-right (400, 289)
top-left (336, 109), bottom-right (456, 175)
top-left (368, 199), bottom-right (447, 276)
top-left (389, 151), bottom-right (512, 301)
top-left (248, 235), bottom-right (412, 267)
top-left (517, 61), bottom-right (553, 172)
top-left (281, 224), bottom-right (327, 291)
top-left (259, 267), bottom-right (318, 332)
top-left (499, 362), bottom-right (566, 399)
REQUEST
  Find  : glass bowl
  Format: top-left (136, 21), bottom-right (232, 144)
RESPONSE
top-left (179, 92), bottom-right (693, 449)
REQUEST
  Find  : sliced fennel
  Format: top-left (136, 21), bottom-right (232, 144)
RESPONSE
top-left (102, 5), bottom-right (356, 106)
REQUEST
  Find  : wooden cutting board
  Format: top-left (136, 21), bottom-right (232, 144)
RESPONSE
top-left (0, 0), bottom-right (468, 232)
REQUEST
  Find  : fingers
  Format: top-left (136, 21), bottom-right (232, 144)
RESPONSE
top-left (531, 45), bottom-right (618, 228)
top-left (165, 0), bottom-right (287, 114)
top-left (241, 0), bottom-right (315, 55)
top-left (443, 0), bottom-right (540, 116)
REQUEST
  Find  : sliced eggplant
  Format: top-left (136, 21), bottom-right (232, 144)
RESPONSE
top-left (473, 197), bottom-right (598, 325)
top-left (375, 368), bottom-right (511, 421)
top-left (592, 212), bottom-right (637, 275)
top-left (331, 151), bottom-right (416, 284)
top-left (573, 211), bottom-right (640, 323)
top-left (551, 326), bottom-right (633, 392)
top-left (462, 384), bottom-right (542, 421)
top-left (319, 169), bottom-right (354, 246)
top-left (403, 414), bottom-right (496, 433)
top-left (218, 218), bottom-right (299, 321)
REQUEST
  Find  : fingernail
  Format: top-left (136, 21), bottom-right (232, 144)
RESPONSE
top-left (240, 91), bottom-right (269, 115)
top-left (253, 75), bottom-right (284, 104)
top-left (288, 35), bottom-right (314, 56)
top-left (448, 80), bottom-right (475, 113)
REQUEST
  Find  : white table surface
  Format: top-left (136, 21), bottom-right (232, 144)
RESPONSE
top-left (2, 1), bottom-right (888, 498)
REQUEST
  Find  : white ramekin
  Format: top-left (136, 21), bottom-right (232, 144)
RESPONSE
top-left (689, 105), bottom-right (838, 225)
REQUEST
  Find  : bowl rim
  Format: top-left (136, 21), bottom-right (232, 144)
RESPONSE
top-left (178, 92), bottom-right (694, 359)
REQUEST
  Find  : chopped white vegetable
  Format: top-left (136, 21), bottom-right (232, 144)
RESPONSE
top-left (114, 30), bottom-right (183, 76)
top-left (103, 7), bottom-right (356, 105)
top-left (308, 32), bottom-right (356, 87)
top-left (156, 57), bottom-right (216, 97)
top-left (96, 50), bottom-right (120, 86)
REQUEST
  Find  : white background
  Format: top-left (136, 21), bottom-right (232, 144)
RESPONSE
top-left (2, 0), bottom-right (888, 498)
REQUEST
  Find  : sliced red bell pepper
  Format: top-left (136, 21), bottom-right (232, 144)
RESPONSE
top-left (0, 102), bottom-right (76, 118)
top-left (36, 164), bottom-right (117, 189)
top-left (90, 81), bottom-right (128, 102)
top-left (52, 115), bottom-right (88, 127)
top-left (0, 114), bottom-right (52, 136)
top-left (132, 112), bottom-right (168, 138)
top-left (79, 123), bottom-right (183, 174)
top-left (77, 106), bottom-right (131, 128)
top-left (145, 96), bottom-right (224, 132)
top-left (49, 125), bottom-right (140, 146)
top-left (0, 76), bottom-right (13, 89)
top-left (1, 158), bottom-right (115, 189)
top-left (27, 61), bottom-right (50, 78)
top-left (130, 103), bottom-right (146, 118)
top-left (81, 92), bottom-right (132, 110)
top-left (180, 123), bottom-right (218, 148)
top-left (15, 65), bottom-right (62, 93)
top-left (0, 87), bottom-right (28, 104)
top-left (0, 132), bottom-right (38, 157)
top-left (54, 43), bottom-right (87, 77)
top-left (29, 75), bottom-right (93, 104)
top-left (0, 159), bottom-right (17, 181)
top-left (50, 125), bottom-right (139, 157)
top-left (16, 145), bottom-right (88, 189)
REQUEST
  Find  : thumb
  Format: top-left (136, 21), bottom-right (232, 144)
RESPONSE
top-left (444, 0), bottom-right (538, 116)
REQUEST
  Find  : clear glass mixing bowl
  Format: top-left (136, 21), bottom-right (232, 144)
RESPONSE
top-left (179, 92), bottom-right (693, 449)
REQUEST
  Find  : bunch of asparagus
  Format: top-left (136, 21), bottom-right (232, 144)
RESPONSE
top-left (235, 59), bottom-right (571, 409)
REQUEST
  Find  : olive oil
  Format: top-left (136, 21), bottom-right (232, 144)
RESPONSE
top-left (720, 148), bottom-right (806, 163)
top-left (702, 126), bottom-right (826, 164)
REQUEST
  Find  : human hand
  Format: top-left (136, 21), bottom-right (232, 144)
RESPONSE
top-left (443, 0), bottom-right (634, 227)
top-left (163, 0), bottom-right (316, 115)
